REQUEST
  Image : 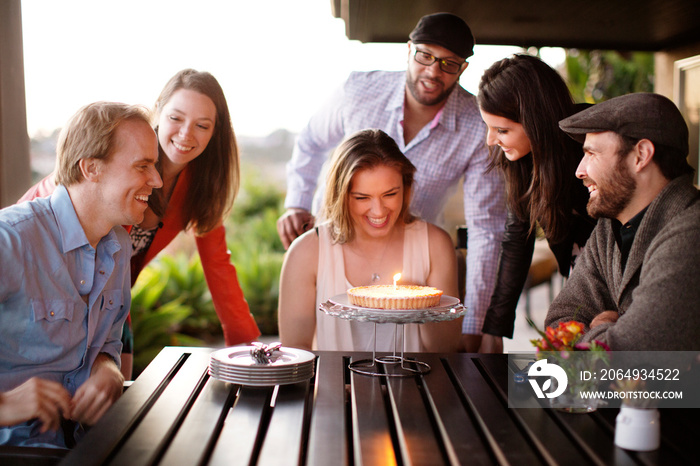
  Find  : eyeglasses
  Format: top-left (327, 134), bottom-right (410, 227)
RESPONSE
top-left (413, 48), bottom-right (465, 74)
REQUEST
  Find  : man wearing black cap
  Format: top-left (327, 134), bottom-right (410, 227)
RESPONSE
top-left (277, 13), bottom-right (507, 352)
top-left (545, 93), bottom-right (700, 350)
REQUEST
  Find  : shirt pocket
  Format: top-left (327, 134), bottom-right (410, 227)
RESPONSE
top-left (19, 300), bottom-right (84, 363)
top-left (31, 300), bottom-right (75, 322)
top-left (101, 289), bottom-right (124, 314)
top-left (100, 289), bottom-right (125, 341)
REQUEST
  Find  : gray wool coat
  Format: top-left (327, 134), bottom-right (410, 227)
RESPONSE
top-left (545, 175), bottom-right (700, 350)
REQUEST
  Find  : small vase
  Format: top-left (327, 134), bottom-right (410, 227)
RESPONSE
top-left (546, 370), bottom-right (599, 413)
top-left (549, 389), bottom-right (598, 413)
top-left (614, 406), bottom-right (660, 451)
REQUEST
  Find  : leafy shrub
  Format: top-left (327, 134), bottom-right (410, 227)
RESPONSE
top-left (226, 168), bottom-right (286, 334)
top-left (130, 254), bottom-right (217, 375)
top-left (565, 50), bottom-right (654, 103)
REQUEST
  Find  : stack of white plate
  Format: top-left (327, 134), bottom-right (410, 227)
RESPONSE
top-left (208, 345), bottom-right (315, 386)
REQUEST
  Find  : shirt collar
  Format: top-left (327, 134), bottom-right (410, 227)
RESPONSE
top-left (612, 205), bottom-right (649, 271)
top-left (50, 185), bottom-right (91, 253)
top-left (626, 206), bottom-right (649, 230)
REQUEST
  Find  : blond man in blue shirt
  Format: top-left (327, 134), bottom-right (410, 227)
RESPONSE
top-left (0, 101), bottom-right (162, 447)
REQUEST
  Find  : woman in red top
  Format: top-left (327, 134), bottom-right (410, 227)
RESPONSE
top-left (20, 69), bottom-right (260, 378)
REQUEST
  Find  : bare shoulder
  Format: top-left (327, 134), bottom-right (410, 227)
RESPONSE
top-left (425, 222), bottom-right (454, 249)
top-left (285, 228), bottom-right (319, 265)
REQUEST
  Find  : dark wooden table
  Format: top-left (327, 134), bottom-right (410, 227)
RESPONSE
top-left (57, 347), bottom-right (698, 465)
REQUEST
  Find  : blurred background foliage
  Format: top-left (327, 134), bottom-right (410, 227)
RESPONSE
top-left (564, 49), bottom-right (654, 103)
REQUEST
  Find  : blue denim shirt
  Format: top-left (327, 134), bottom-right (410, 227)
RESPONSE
top-left (0, 185), bottom-right (131, 447)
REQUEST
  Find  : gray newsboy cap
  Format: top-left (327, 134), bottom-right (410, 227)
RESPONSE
top-left (559, 93), bottom-right (689, 156)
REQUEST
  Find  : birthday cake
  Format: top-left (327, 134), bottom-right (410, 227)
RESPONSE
top-left (346, 285), bottom-right (443, 309)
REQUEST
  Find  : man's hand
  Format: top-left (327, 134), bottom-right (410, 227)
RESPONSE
top-left (71, 354), bottom-right (124, 426)
top-left (590, 310), bottom-right (619, 329)
top-left (478, 334), bottom-right (504, 353)
top-left (277, 208), bottom-right (314, 250)
top-left (0, 377), bottom-right (72, 432)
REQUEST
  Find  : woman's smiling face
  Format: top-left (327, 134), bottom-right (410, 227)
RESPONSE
top-left (479, 109), bottom-right (532, 162)
top-left (157, 88), bottom-right (216, 168)
top-left (348, 165), bottom-right (404, 240)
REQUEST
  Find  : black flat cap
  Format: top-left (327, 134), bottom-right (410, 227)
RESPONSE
top-left (559, 93), bottom-right (689, 155)
top-left (409, 13), bottom-right (474, 59)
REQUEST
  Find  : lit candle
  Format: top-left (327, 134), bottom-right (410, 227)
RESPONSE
top-left (393, 273), bottom-right (401, 290)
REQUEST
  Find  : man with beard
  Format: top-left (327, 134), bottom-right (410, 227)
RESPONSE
top-left (544, 93), bottom-right (700, 350)
top-left (277, 13), bottom-right (506, 352)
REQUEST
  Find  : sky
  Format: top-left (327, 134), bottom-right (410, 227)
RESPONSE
top-left (20, 0), bottom-right (564, 138)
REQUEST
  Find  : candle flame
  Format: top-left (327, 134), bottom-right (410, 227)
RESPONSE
top-left (393, 273), bottom-right (401, 282)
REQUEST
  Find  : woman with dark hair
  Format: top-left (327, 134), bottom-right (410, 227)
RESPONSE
top-left (278, 129), bottom-right (462, 352)
top-left (477, 54), bottom-right (596, 352)
top-left (19, 69), bottom-right (260, 377)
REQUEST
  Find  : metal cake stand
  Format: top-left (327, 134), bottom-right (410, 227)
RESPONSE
top-left (320, 294), bottom-right (466, 377)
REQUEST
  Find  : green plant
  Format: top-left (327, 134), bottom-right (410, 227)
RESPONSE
top-left (229, 238), bottom-right (284, 335)
top-left (565, 49), bottom-right (654, 103)
top-left (226, 167), bottom-right (286, 334)
top-left (130, 254), bottom-right (215, 376)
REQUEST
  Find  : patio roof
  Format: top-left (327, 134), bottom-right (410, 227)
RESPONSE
top-left (331, 0), bottom-right (700, 51)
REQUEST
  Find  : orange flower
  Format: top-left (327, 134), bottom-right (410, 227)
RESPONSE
top-left (530, 320), bottom-right (587, 353)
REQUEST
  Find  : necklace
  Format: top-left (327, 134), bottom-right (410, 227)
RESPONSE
top-left (349, 231), bottom-right (394, 284)
top-left (370, 248), bottom-right (389, 282)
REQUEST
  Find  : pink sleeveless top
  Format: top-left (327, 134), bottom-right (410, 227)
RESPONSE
top-left (314, 220), bottom-right (430, 351)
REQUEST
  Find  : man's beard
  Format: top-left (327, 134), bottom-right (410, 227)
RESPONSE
top-left (405, 68), bottom-right (456, 106)
top-left (585, 157), bottom-right (636, 220)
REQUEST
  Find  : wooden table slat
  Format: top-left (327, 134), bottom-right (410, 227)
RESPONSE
top-left (109, 350), bottom-right (212, 466)
top-left (350, 356), bottom-right (399, 466)
top-left (256, 381), bottom-right (311, 465)
top-left (643, 410), bottom-right (700, 465)
top-left (446, 354), bottom-right (544, 465)
top-left (384, 358), bottom-right (446, 466)
top-left (157, 377), bottom-right (236, 466)
top-left (483, 355), bottom-right (615, 466)
top-left (554, 408), bottom-right (699, 466)
top-left (420, 357), bottom-right (494, 465)
top-left (208, 386), bottom-right (274, 466)
top-left (307, 353), bottom-right (349, 466)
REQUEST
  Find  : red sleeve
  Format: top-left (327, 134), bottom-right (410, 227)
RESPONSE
top-left (195, 225), bottom-right (261, 345)
top-left (17, 174), bottom-right (57, 203)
